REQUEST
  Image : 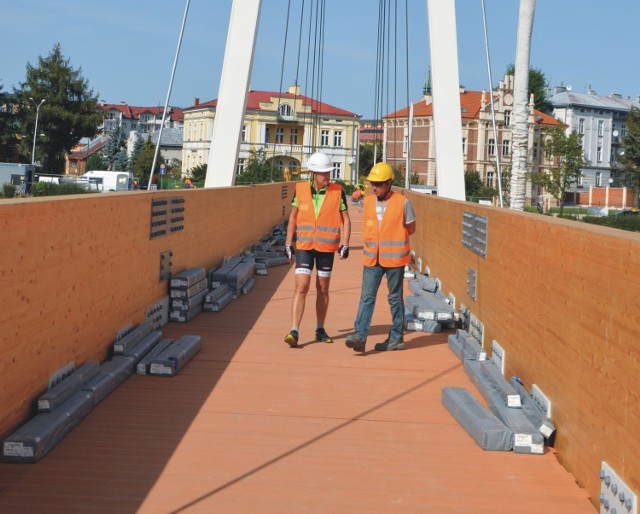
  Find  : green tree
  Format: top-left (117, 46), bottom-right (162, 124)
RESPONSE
top-left (131, 137), bottom-right (164, 183)
top-left (235, 148), bottom-right (283, 185)
top-left (86, 153), bottom-right (107, 171)
top-left (618, 107), bottom-right (640, 188)
top-left (0, 84), bottom-right (19, 162)
top-left (129, 134), bottom-right (146, 172)
top-left (188, 163), bottom-right (207, 183)
top-left (464, 170), bottom-right (498, 201)
top-left (16, 43), bottom-right (102, 173)
top-left (529, 126), bottom-right (584, 216)
top-left (103, 122), bottom-right (128, 171)
top-left (359, 141), bottom-right (381, 177)
top-left (505, 64), bottom-right (552, 114)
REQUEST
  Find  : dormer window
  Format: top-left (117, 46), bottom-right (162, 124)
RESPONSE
top-left (278, 103), bottom-right (295, 121)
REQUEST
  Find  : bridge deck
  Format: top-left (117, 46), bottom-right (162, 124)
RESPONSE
top-left (0, 208), bottom-right (595, 513)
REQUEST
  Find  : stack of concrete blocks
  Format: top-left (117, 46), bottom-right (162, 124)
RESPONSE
top-left (442, 330), bottom-right (513, 451)
top-left (441, 387), bottom-right (513, 451)
top-left (2, 323), bottom-right (166, 463)
top-left (147, 335), bottom-right (202, 376)
top-left (169, 267), bottom-right (208, 323)
top-left (509, 376), bottom-right (556, 443)
top-left (444, 329), bottom-right (549, 455)
top-left (404, 273), bottom-right (456, 333)
top-left (248, 222), bottom-right (290, 275)
top-left (204, 255), bottom-right (256, 314)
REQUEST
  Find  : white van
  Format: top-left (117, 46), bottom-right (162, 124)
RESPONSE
top-left (82, 170), bottom-right (133, 192)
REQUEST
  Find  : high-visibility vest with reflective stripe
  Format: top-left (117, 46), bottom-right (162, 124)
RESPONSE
top-left (295, 182), bottom-right (342, 252)
top-left (362, 193), bottom-right (411, 267)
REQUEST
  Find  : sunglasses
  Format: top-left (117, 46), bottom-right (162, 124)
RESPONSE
top-left (370, 181), bottom-right (388, 187)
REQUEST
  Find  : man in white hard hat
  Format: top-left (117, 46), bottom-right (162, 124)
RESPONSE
top-left (283, 152), bottom-right (351, 348)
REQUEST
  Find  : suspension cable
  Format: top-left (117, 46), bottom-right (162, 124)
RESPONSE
top-left (272, 0), bottom-right (293, 180)
top-left (481, 0), bottom-right (504, 207)
top-left (148, 0), bottom-right (190, 190)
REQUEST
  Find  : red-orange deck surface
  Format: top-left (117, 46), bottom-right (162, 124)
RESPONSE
top-left (0, 208), bottom-right (595, 513)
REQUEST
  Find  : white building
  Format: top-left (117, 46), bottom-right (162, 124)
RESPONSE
top-left (549, 86), bottom-right (640, 190)
top-left (182, 85), bottom-right (361, 182)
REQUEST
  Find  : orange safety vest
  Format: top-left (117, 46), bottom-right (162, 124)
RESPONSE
top-left (295, 182), bottom-right (342, 252)
top-left (362, 192), bottom-right (411, 267)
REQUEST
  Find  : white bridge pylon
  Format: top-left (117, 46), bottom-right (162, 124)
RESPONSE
top-left (204, 0), bottom-right (465, 202)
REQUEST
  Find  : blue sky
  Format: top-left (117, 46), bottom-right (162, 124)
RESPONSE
top-left (1, 0), bottom-right (639, 119)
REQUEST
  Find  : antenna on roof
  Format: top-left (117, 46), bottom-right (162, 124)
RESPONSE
top-left (566, 85), bottom-right (572, 92)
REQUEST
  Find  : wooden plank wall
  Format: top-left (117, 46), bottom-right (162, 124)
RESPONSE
top-left (0, 183), bottom-right (293, 438)
top-left (406, 190), bottom-right (640, 509)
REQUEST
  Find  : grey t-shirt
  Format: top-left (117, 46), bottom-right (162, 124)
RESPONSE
top-left (375, 192), bottom-right (416, 226)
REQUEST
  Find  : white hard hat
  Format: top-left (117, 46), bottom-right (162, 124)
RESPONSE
top-left (307, 152), bottom-right (333, 172)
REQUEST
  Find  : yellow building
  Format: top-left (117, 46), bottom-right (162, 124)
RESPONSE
top-left (182, 85), bottom-right (361, 182)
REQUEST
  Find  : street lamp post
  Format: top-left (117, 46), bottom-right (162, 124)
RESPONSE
top-left (30, 98), bottom-right (45, 165)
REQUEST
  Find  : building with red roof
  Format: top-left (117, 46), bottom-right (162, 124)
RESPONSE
top-left (96, 102), bottom-right (184, 136)
top-left (182, 85), bottom-right (360, 182)
top-left (384, 74), bottom-right (563, 205)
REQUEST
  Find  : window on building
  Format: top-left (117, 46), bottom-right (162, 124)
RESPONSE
top-left (597, 120), bottom-right (604, 136)
top-left (290, 128), bottom-right (299, 145)
top-left (288, 161), bottom-right (297, 172)
top-left (321, 130), bottom-right (330, 146)
top-left (279, 104), bottom-right (293, 117)
top-left (332, 162), bottom-right (341, 180)
top-left (488, 139), bottom-right (495, 156)
top-left (237, 158), bottom-right (245, 175)
top-left (275, 127), bottom-right (285, 144)
top-left (502, 139), bottom-right (510, 157)
top-left (578, 118), bottom-right (585, 134)
top-left (597, 146), bottom-right (602, 162)
top-left (241, 125), bottom-right (247, 142)
top-left (544, 139), bottom-right (552, 160)
top-left (200, 122), bottom-right (204, 141)
top-left (504, 109), bottom-right (511, 126)
top-left (403, 132), bottom-right (409, 156)
top-left (277, 160), bottom-right (284, 171)
top-left (596, 171), bottom-right (602, 187)
top-left (333, 130), bottom-right (343, 147)
top-left (621, 124), bottom-right (627, 137)
top-left (577, 173), bottom-right (584, 187)
top-left (462, 138), bottom-right (466, 155)
top-left (265, 127), bottom-right (270, 144)
top-left (486, 171), bottom-right (494, 188)
top-left (532, 141), bottom-right (539, 160)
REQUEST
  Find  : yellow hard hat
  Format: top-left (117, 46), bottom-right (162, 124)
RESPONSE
top-left (367, 162), bottom-right (394, 182)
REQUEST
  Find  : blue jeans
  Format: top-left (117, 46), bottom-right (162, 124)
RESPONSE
top-left (353, 264), bottom-right (405, 342)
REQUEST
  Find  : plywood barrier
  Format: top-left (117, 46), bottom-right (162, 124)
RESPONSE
top-left (0, 183), bottom-right (293, 438)
top-left (405, 190), bottom-right (640, 509)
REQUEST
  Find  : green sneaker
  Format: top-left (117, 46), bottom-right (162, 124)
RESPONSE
top-left (284, 330), bottom-right (299, 348)
top-left (315, 328), bottom-right (333, 343)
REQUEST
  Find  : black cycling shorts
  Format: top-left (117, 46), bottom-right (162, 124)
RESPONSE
top-left (295, 249), bottom-right (335, 278)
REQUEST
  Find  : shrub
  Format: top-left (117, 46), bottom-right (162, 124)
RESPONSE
top-left (30, 182), bottom-right (91, 197)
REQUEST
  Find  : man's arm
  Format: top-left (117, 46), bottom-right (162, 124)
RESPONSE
top-left (285, 207), bottom-right (298, 245)
top-left (340, 208), bottom-right (351, 246)
top-left (405, 219), bottom-right (416, 236)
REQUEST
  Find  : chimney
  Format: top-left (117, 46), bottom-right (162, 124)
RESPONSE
top-left (288, 84), bottom-right (300, 95)
top-left (194, 98), bottom-right (200, 106)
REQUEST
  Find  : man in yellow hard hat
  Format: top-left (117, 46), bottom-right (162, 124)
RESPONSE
top-left (283, 152), bottom-right (351, 348)
top-left (345, 161), bottom-right (416, 352)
